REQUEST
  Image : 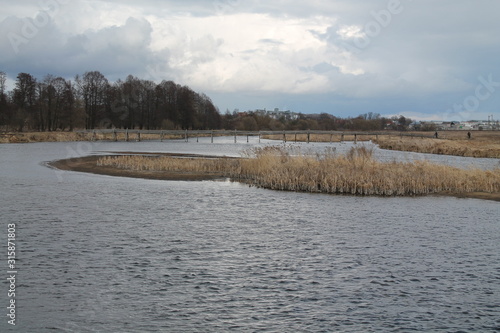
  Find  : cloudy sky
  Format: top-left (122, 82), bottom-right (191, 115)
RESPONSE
top-left (1, 0), bottom-right (499, 121)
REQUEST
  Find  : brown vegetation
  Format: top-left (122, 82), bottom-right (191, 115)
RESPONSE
top-left (261, 133), bottom-right (377, 142)
top-left (0, 131), bottom-right (87, 143)
top-left (0, 131), bottom-right (186, 143)
top-left (374, 131), bottom-right (500, 158)
top-left (93, 146), bottom-right (500, 198)
top-left (263, 131), bottom-right (500, 159)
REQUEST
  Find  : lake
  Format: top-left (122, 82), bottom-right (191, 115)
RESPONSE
top-left (1, 138), bottom-right (499, 332)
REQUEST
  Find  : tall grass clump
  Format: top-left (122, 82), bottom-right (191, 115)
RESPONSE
top-left (240, 146), bottom-right (500, 195)
top-left (96, 146), bottom-right (500, 196)
top-left (97, 155), bottom-right (240, 174)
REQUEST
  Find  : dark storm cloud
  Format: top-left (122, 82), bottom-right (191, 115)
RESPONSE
top-left (0, 0), bottom-right (499, 120)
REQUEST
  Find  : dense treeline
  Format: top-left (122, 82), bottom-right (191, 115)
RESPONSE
top-left (223, 110), bottom-right (413, 132)
top-left (0, 70), bottom-right (413, 132)
top-left (0, 71), bottom-right (221, 131)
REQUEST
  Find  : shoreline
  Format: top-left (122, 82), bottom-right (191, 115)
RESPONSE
top-left (3, 130), bottom-right (499, 159)
top-left (48, 154), bottom-right (500, 202)
top-left (48, 154), bottom-right (229, 181)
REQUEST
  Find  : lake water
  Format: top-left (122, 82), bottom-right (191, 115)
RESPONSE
top-left (0, 139), bottom-right (499, 332)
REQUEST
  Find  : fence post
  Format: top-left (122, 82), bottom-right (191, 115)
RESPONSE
top-left (234, 129), bottom-right (237, 143)
top-left (307, 131), bottom-right (310, 144)
top-left (211, 130), bottom-right (214, 143)
top-left (125, 130), bottom-right (129, 142)
top-left (354, 134), bottom-right (357, 144)
top-left (137, 132), bottom-right (141, 142)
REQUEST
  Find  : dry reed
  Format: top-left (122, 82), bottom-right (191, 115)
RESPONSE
top-left (96, 146), bottom-right (500, 196)
top-left (375, 136), bottom-right (500, 158)
top-left (97, 155), bottom-right (240, 174)
top-left (261, 133), bottom-right (375, 142)
top-left (0, 131), bottom-right (88, 143)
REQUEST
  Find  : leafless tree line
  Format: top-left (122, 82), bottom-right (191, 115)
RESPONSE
top-left (0, 71), bottom-right (221, 131)
top-left (0, 70), bottom-right (413, 132)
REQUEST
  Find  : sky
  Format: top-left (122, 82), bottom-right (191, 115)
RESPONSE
top-left (1, 0), bottom-right (499, 122)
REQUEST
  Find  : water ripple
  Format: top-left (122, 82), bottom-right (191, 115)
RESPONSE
top-left (1, 142), bottom-right (499, 332)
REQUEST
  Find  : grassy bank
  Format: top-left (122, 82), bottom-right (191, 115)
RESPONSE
top-left (261, 133), bottom-right (377, 142)
top-left (0, 131), bottom-right (87, 143)
top-left (263, 131), bottom-right (500, 158)
top-left (95, 146), bottom-right (500, 197)
top-left (0, 131), bottom-right (187, 143)
top-left (374, 134), bottom-right (500, 158)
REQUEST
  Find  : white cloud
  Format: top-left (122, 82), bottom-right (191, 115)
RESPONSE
top-left (0, 0), bottom-right (499, 119)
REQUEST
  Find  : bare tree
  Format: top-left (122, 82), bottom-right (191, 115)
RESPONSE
top-left (0, 71), bottom-right (6, 97)
top-left (0, 71), bottom-right (8, 129)
top-left (76, 71), bottom-right (109, 129)
top-left (13, 73), bottom-right (38, 131)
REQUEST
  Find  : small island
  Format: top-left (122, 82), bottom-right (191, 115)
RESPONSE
top-left (49, 146), bottom-right (500, 202)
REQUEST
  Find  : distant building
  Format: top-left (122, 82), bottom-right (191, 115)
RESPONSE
top-left (250, 108), bottom-right (300, 120)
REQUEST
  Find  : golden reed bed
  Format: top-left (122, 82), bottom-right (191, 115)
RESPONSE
top-left (0, 131), bottom-right (185, 143)
top-left (264, 131), bottom-right (500, 158)
top-left (96, 146), bottom-right (500, 197)
top-left (374, 136), bottom-right (500, 158)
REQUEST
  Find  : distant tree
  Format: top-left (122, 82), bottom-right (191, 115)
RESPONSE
top-left (317, 113), bottom-right (337, 130)
top-left (361, 112), bottom-right (381, 120)
top-left (155, 80), bottom-right (179, 127)
top-left (120, 75), bottom-right (141, 129)
top-left (0, 71), bottom-right (6, 97)
top-left (234, 116), bottom-right (258, 131)
top-left (139, 80), bottom-right (156, 130)
top-left (421, 122), bottom-right (437, 131)
top-left (196, 93), bottom-right (221, 129)
top-left (398, 115), bottom-right (413, 130)
top-left (0, 71), bottom-right (9, 128)
top-left (177, 85), bottom-right (196, 129)
top-left (268, 118), bottom-right (285, 131)
top-left (76, 71), bottom-right (109, 129)
top-left (61, 79), bottom-right (78, 130)
top-left (13, 73), bottom-right (38, 131)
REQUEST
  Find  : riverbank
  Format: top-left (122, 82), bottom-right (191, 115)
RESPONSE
top-left (48, 153), bottom-right (231, 181)
top-left (48, 147), bottom-right (500, 202)
top-left (0, 131), bottom-right (87, 143)
top-left (374, 133), bottom-right (500, 158)
top-left (6, 130), bottom-right (500, 159)
top-left (263, 131), bottom-right (500, 158)
top-left (0, 131), bottom-right (186, 143)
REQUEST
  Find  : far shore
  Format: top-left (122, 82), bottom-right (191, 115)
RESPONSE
top-left (3, 130), bottom-right (500, 159)
top-left (48, 153), bottom-right (500, 202)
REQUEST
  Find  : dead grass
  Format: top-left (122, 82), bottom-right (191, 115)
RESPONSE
top-left (375, 135), bottom-right (500, 158)
top-left (0, 132), bottom-right (89, 143)
top-left (0, 131), bottom-right (187, 143)
top-left (96, 146), bottom-right (500, 197)
top-left (263, 131), bottom-right (500, 158)
top-left (97, 155), bottom-right (239, 173)
top-left (262, 133), bottom-right (376, 142)
top-left (0, 131), bottom-right (232, 143)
